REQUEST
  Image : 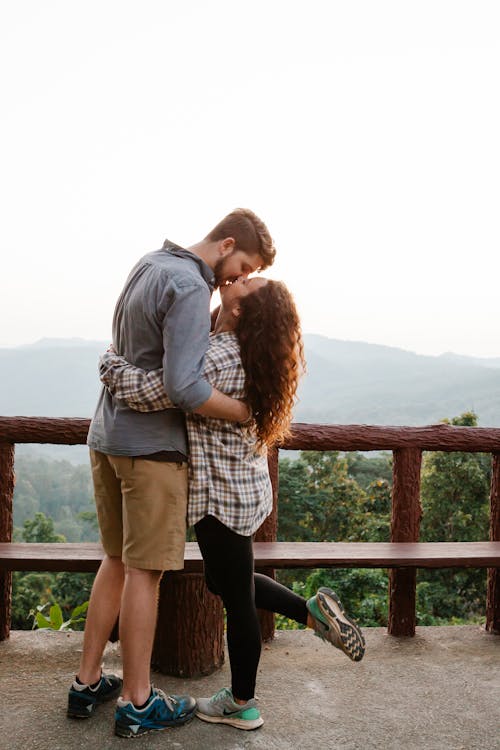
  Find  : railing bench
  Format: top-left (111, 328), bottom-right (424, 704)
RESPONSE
top-left (1, 539), bottom-right (499, 676)
top-left (1, 540), bottom-right (500, 573)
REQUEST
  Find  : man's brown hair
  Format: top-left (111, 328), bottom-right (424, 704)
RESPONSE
top-left (206, 208), bottom-right (276, 270)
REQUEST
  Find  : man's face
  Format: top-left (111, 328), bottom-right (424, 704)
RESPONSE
top-left (213, 249), bottom-right (264, 288)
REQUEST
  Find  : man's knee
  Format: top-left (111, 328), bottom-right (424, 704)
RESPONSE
top-left (125, 565), bottom-right (163, 584)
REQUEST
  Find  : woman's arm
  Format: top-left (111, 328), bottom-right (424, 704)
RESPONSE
top-left (99, 351), bottom-right (174, 412)
top-left (100, 336), bottom-right (250, 420)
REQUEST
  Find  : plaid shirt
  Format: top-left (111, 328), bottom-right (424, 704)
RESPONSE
top-left (99, 331), bottom-right (272, 536)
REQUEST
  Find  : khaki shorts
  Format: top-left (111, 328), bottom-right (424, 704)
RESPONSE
top-left (90, 449), bottom-right (188, 571)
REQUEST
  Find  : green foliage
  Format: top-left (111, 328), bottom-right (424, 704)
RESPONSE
top-left (13, 455), bottom-right (98, 541)
top-left (416, 576), bottom-right (487, 626)
top-left (417, 411), bottom-right (490, 622)
top-left (31, 600), bottom-right (89, 631)
top-left (277, 450), bottom-right (392, 615)
top-left (346, 452), bottom-right (392, 489)
top-left (292, 568), bottom-right (389, 627)
top-left (11, 510), bottom-right (95, 630)
top-left (278, 451), bottom-right (373, 544)
top-left (277, 416), bottom-right (491, 628)
top-left (21, 512), bottom-right (65, 543)
top-left (420, 412), bottom-right (490, 543)
top-left (11, 570), bottom-right (94, 630)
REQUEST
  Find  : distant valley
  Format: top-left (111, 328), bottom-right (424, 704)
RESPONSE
top-left (1, 335), bottom-right (500, 461)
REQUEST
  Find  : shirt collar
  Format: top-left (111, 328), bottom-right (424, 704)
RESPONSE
top-left (163, 240), bottom-right (215, 291)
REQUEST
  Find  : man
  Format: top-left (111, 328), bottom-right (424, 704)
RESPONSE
top-left (67, 208), bottom-right (275, 738)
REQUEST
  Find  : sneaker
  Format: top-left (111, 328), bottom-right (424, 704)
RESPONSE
top-left (114, 687), bottom-right (196, 738)
top-left (67, 672), bottom-right (123, 718)
top-left (307, 586), bottom-right (365, 662)
top-left (196, 687), bottom-right (263, 731)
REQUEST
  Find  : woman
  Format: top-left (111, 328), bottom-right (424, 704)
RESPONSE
top-left (100, 276), bottom-right (365, 731)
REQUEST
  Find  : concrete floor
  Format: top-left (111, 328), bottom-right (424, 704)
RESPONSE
top-left (0, 626), bottom-right (498, 750)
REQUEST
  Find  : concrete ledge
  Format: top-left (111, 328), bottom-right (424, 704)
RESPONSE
top-left (1, 626), bottom-right (499, 750)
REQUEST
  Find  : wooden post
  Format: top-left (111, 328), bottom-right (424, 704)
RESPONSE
top-left (254, 446), bottom-right (279, 642)
top-left (152, 572), bottom-right (224, 677)
top-left (486, 452), bottom-right (500, 633)
top-left (388, 447), bottom-right (422, 636)
top-left (0, 443), bottom-right (15, 641)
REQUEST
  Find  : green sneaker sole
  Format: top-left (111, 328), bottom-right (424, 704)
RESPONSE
top-left (196, 710), bottom-right (264, 731)
top-left (316, 587), bottom-right (366, 662)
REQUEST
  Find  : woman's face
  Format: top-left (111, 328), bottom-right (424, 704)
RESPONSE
top-left (219, 276), bottom-right (268, 309)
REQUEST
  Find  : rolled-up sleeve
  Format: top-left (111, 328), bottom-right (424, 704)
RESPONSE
top-left (161, 280), bottom-right (213, 411)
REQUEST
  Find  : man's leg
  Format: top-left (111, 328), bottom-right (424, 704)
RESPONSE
top-left (67, 451), bottom-right (125, 718)
top-left (110, 458), bottom-right (196, 737)
top-left (119, 566), bottom-right (162, 706)
top-left (112, 455), bottom-right (187, 703)
top-left (77, 554), bottom-right (124, 685)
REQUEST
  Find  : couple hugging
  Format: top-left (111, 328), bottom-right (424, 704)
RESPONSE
top-left (67, 208), bottom-right (365, 738)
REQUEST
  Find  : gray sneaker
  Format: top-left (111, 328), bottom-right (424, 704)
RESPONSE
top-left (196, 687), bottom-right (263, 730)
top-left (306, 586), bottom-right (365, 662)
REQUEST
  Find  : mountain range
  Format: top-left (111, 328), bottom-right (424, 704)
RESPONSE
top-left (1, 335), bottom-right (500, 429)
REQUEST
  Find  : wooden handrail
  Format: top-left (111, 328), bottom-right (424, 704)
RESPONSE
top-left (2, 417), bottom-right (500, 452)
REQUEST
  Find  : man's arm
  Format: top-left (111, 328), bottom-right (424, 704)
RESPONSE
top-left (160, 282), bottom-right (250, 422)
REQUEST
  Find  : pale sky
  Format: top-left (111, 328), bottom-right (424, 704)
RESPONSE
top-left (1, 1), bottom-right (499, 356)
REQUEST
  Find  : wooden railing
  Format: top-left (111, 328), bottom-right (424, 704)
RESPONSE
top-left (1, 417), bottom-right (499, 647)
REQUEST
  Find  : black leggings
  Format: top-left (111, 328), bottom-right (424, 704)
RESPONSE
top-left (194, 514), bottom-right (308, 700)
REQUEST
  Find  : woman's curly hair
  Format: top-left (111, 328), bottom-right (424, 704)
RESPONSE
top-left (235, 280), bottom-right (305, 448)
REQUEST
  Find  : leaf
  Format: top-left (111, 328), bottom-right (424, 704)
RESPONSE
top-left (49, 603), bottom-right (64, 630)
top-left (71, 601), bottom-right (89, 620)
top-left (35, 612), bottom-right (51, 629)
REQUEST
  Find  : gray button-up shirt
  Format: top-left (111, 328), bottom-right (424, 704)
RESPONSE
top-left (87, 243), bottom-right (214, 456)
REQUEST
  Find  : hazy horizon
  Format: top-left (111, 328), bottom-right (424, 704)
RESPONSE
top-left (1, 332), bottom-right (500, 362)
top-left (2, 2), bottom-right (499, 358)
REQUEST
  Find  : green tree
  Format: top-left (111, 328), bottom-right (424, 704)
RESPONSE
top-left (277, 451), bottom-right (391, 614)
top-left (346, 452), bottom-right (392, 490)
top-left (355, 478), bottom-right (392, 542)
top-left (13, 455), bottom-right (96, 538)
top-left (279, 451), bottom-right (368, 543)
top-left (21, 512), bottom-right (65, 543)
top-left (417, 411), bottom-right (490, 623)
top-left (11, 511), bottom-right (94, 630)
top-left (277, 457), bottom-right (314, 542)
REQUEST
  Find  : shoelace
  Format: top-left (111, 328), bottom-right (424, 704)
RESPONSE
top-left (210, 688), bottom-right (232, 705)
top-left (155, 688), bottom-right (178, 712)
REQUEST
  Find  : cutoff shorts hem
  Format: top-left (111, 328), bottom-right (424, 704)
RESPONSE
top-left (123, 554), bottom-right (186, 573)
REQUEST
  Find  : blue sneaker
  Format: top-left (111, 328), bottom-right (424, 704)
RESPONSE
top-left (196, 687), bottom-right (263, 730)
top-left (307, 586), bottom-right (365, 662)
top-left (114, 687), bottom-right (196, 738)
top-left (67, 672), bottom-right (123, 718)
